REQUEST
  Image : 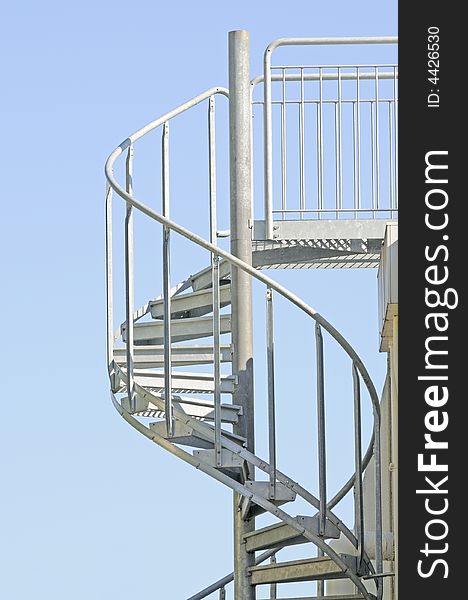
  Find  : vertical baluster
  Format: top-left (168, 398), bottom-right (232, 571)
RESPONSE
top-left (264, 51), bottom-right (274, 239)
top-left (249, 83), bottom-right (255, 228)
top-left (337, 67), bottom-right (343, 213)
top-left (334, 100), bottom-right (339, 219)
top-left (212, 255), bottom-right (221, 464)
top-left (125, 145), bottom-right (135, 411)
top-left (269, 554), bottom-right (277, 600)
top-left (316, 101), bottom-right (320, 219)
top-left (318, 68), bottom-right (324, 218)
top-left (209, 96), bottom-right (222, 466)
top-left (162, 122), bottom-right (173, 436)
top-left (281, 68), bottom-right (287, 217)
top-left (219, 587), bottom-right (226, 600)
top-left (393, 67), bottom-right (398, 213)
top-left (299, 68), bottom-right (305, 217)
top-left (315, 319), bottom-right (327, 599)
top-left (371, 101), bottom-right (376, 218)
top-left (375, 67), bottom-right (380, 210)
top-left (315, 322), bottom-right (327, 536)
top-left (266, 287), bottom-right (276, 499)
top-left (375, 406), bottom-right (383, 600)
top-left (352, 364), bottom-right (364, 566)
top-left (352, 101), bottom-right (357, 219)
top-left (317, 549), bottom-right (325, 597)
top-left (356, 68), bottom-right (361, 213)
top-left (388, 102), bottom-right (394, 214)
top-left (105, 184), bottom-right (114, 378)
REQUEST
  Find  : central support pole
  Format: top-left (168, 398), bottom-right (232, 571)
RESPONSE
top-left (229, 30), bottom-right (255, 600)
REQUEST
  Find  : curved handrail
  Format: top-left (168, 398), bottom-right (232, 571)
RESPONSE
top-left (115, 362), bottom-right (366, 550)
top-left (105, 86), bottom-right (228, 166)
top-left (111, 383), bottom-right (375, 600)
top-left (105, 86), bottom-right (383, 599)
top-left (104, 86), bottom-right (380, 418)
top-left (105, 158), bottom-right (380, 420)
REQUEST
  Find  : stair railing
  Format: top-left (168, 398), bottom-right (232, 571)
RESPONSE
top-left (105, 86), bottom-right (383, 599)
top-left (256, 36), bottom-right (398, 239)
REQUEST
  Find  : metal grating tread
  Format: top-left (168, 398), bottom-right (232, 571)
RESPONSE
top-left (249, 556), bottom-right (347, 585)
top-left (257, 596), bottom-right (368, 600)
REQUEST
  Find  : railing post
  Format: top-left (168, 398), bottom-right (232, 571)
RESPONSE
top-left (266, 287), bottom-right (276, 499)
top-left (352, 363), bottom-right (364, 566)
top-left (263, 43), bottom-right (273, 239)
top-left (229, 29), bottom-right (255, 600)
top-left (105, 184), bottom-right (114, 377)
top-left (162, 122), bottom-right (173, 436)
top-left (315, 322), bottom-right (327, 536)
top-left (269, 554), bottom-right (277, 600)
top-left (208, 95), bottom-right (222, 466)
top-left (124, 145), bottom-right (135, 411)
top-left (374, 407), bottom-right (383, 599)
top-left (315, 320), bottom-right (327, 597)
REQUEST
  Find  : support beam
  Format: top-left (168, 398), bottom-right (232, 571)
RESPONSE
top-left (229, 29), bottom-right (255, 600)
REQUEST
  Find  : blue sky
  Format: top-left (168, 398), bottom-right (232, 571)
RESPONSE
top-left (1, 2), bottom-right (397, 598)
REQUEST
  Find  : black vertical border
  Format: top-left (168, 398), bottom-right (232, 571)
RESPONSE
top-left (399, 6), bottom-right (464, 599)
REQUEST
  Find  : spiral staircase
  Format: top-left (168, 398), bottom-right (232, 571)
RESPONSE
top-left (105, 34), bottom-right (397, 600)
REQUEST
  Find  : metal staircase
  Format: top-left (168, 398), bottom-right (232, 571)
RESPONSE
top-left (105, 34), bottom-right (397, 600)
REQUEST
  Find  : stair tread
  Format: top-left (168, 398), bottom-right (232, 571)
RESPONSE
top-left (249, 556), bottom-right (347, 585)
top-left (257, 596), bottom-right (366, 600)
top-left (190, 260), bottom-right (231, 291)
top-left (115, 344), bottom-right (232, 353)
top-left (149, 421), bottom-right (213, 449)
top-left (132, 372), bottom-right (235, 394)
top-left (149, 420), bottom-right (246, 449)
top-left (114, 344), bottom-right (232, 366)
top-left (114, 345), bottom-right (231, 366)
top-left (128, 314), bottom-right (232, 328)
top-left (117, 366), bottom-right (236, 394)
top-left (122, 394), bottom-right (241, 410)
top-left (244, 517), bottom-right (306, 539)
top-left (122, 314), bottom-right (231, 345)
top-left (115, 354), bottom-right (232, 368)
top-left (172, 397), bottom-right (241, 411)
top-left (122, 395), bottom-right (241, 423)
top-left (244, 515), bottom-right (340, 551)
top-left (134, 369), bottom-right (235, 381)
top-left (150, 285), bottom-right (231, 319)
top-left (250, 556), bottom-right (339, 571)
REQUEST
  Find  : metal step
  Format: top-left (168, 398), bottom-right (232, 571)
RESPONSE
top-left (249, 556), bottom-right (349, 585)
top-left (240, 481), bottom-right (296, 520)
top-left (114, 344), bottom-right (232, 368)
top-left (149, 420), bottom-right (246, 449)
top-left (194, 447), bottom-right (245, 469)
top-left (193, 448), bottom-right (250, 481)
top-left (244, 516), bottom-right (340, 552)
top-left (132, 370), bottom-right (236, 394)
top-left (172, 400), bottom-right (240, 423)
top-left (149, 420), bottom-right (213, 449)
top-left (122, 315), bottom-right (231, 345)
top-left (193, 447), bottom-right (251, 479)
top-left (190, 260), bottom-right (231, 291)
top-left (121, 395), bottom-right (241, 423)
top-left (150, 285), bottom-right (231, 319)
top-left (257, 596), bottom-right (368, 600)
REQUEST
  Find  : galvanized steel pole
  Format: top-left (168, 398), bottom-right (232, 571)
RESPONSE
top-left (229, 29), bottom-right (255, 600)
